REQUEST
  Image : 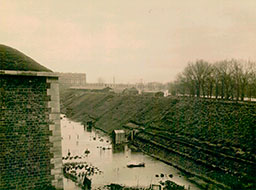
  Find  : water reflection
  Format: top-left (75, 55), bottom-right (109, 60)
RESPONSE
top-left (112, 144), bottom-right (126, 153)
top-left (86, 126), bottom-right (92, 133)
top-left (61, 115), bottom-right (199, 190)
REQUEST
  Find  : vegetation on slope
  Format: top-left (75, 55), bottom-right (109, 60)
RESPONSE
top-left (61, 90), bottom-right (255, 153)
top-left (61, 89), bottom-right (256, 189)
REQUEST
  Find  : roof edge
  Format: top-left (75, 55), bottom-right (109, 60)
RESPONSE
top-left (0, 44), bottom-right (52, 72)
top-left (0, 70), bottom-right (59, 77)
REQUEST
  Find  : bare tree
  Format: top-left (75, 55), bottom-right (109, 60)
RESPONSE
top-left (172, 59), bottom-right (256, 100)
top-left (182, 60), bottom-right (212, 97)
top-left (246, 61), bottom-right (256, 100)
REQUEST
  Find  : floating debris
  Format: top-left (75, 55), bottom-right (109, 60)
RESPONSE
top-left (127, 162), bottom-right (145, 168)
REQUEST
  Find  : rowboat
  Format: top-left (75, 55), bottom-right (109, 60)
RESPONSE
top-left (127, 162), bottom-right (145, 168)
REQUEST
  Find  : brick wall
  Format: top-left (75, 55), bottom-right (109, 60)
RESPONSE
top-left (0, 72), bottom-right (63, 190)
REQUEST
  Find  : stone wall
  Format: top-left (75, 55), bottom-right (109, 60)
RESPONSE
top-left (0, 71), bottom-right (63, 190)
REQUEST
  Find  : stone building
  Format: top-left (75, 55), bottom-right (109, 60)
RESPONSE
top-left (0, 44), bottom-right (63, 189)
top-left (122, 87), bottom-right (139, 95)
top-left (57, 72), bottom-right (86, 88)
top-left (112, 130), bottom-right (126, 144)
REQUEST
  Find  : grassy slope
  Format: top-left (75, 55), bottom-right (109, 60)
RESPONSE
top-left (61, 90), bottom-right (255, 153)
top-left (61, 90), bottom-right (256, 189)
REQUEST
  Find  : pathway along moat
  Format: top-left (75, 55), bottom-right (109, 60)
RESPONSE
top-left (61, 115), bottom-right (200, 190)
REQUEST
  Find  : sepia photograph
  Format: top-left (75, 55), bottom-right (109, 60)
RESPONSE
top-left (0, 1), bottom-right (255, 190)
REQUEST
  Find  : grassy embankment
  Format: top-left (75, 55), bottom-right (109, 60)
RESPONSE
top-left (60, 89), bottom-right (256, 190)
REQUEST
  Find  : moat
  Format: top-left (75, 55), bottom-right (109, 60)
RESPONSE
top-left (61, 115), bottom-right (199, 190)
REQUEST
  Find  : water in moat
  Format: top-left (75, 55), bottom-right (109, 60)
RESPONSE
top-left (61, 115), bottom-right (199, 190)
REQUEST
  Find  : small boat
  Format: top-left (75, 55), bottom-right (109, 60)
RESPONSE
top-left (127, 162), bottom-right (145, 168)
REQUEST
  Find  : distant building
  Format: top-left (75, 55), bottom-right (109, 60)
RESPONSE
top-left (112, 130), bottom-right (126, 144)
top-left (0, 44), bottom-right (63, 190)
top-left (122, 87), bottom-right (139, 95)
top-left (100, 87), bottom-right (114, 93)
top-left (57, 72), bottom-right (86, 88)
top-left (164, 90), bottom-right (169, 97)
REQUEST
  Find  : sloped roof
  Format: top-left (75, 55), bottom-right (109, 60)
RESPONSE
top-left (0, 44), bottom-right (52, 72)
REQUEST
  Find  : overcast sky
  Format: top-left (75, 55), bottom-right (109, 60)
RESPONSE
top-left (1, 0), bottom-right (256, 83)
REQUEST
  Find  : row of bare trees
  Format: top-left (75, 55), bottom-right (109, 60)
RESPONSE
top-left (169, 59), bottom-right (256, 101)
